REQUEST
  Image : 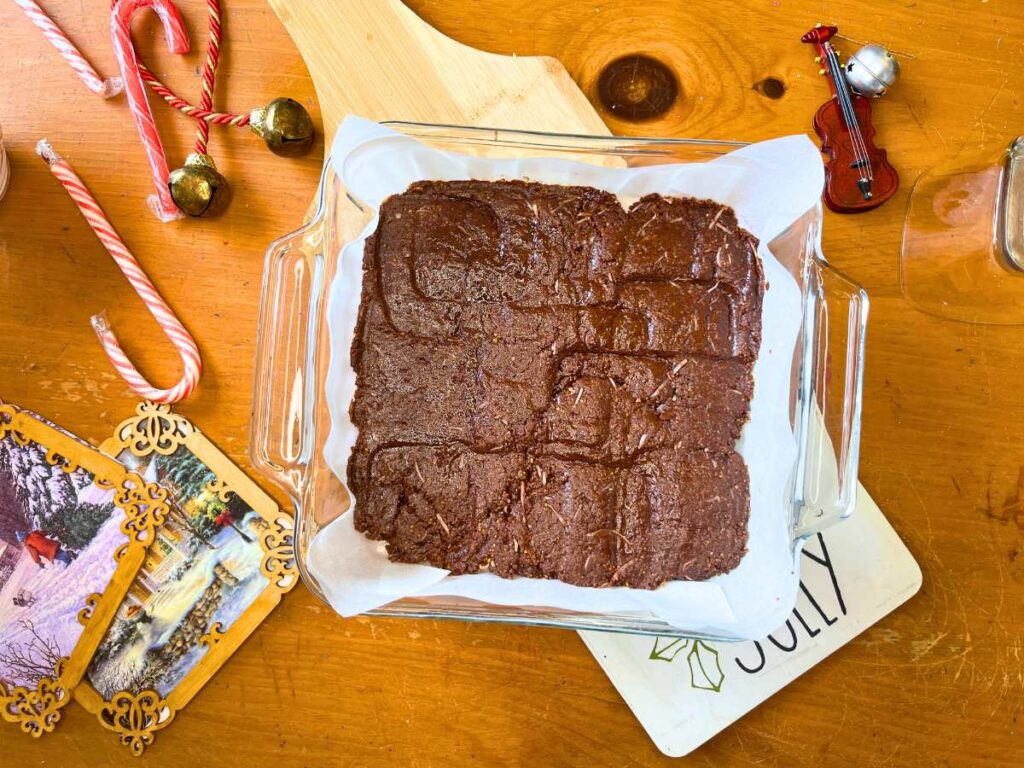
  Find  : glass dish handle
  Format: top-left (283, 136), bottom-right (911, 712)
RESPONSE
top-left (250, 222), bottom-right (326, 501)
top-left (794, 257), bottom-right (869, 538)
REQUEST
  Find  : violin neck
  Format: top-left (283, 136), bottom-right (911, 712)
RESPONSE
top-left (820, 43), bottom-right (843, 99)
top-left (802, 25), bottom-right (845, 100)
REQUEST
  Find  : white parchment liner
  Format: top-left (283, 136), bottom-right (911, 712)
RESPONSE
top-left (312, 117), bottom-right (824, 638)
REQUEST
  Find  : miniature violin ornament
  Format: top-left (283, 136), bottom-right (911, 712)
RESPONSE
top-left (802, 25), bottom-right (899, 213)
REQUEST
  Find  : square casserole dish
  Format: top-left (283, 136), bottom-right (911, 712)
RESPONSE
top-left (250, 122), bottom-right (868, 639)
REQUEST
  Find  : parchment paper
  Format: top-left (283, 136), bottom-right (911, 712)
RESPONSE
top-left (312, 116), bottom-right (824, 638)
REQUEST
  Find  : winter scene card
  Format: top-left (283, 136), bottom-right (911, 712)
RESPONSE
top-left (73, 402), bottom-right (297, 756)
top-left (0, 405), bottom-right (167, 738)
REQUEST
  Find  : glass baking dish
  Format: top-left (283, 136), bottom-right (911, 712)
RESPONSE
top-left (250, 122), bottom-right (868, 639)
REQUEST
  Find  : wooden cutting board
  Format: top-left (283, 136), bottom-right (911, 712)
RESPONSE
top-left (265, 0), bottom-right (610, 146)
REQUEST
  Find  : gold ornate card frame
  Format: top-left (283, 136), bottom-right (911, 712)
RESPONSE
top-left (0, 404), bottom-right (167, 737)
top-left (74, 402), bottom-right (298, 755)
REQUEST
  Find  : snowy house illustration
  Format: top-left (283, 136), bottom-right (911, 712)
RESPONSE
top-left (0, 539), bottom-right (22, 588)
top-left (117, 515), bottom-right (191, 620)
top-left (0, 540), bottom-right (21, 570)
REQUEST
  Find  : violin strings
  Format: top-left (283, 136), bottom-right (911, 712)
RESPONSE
top-left (826, 44), bottom-right (873, 182)
top-left (838, 54), bottom-right (873, 181)
top-left (839, 52), bottom-right (873, 180)
top-left (825, 44), bottom-right (868, 173)
top-left (824, 47), bottom-right (860, 161)
top-left (827, 46), bottom-right (868, 171)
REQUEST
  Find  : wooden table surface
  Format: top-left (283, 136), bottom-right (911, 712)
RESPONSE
top-left (2, 1), bottom-right (1022, 765)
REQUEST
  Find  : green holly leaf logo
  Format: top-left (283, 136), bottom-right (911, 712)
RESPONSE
top-left (648, 637), bottom-right (726, 693)
top-left (687, 640), bottom-right (724, 692)
top-left (649, 637), bottom-right (689, 662)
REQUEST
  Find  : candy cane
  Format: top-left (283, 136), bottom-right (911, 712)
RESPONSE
top-left (37, 140), bottom-right (201, 404)
top-left (111, 0), bottom-right (190, 222)
top-left (13, 0), bottom-right (123, 98)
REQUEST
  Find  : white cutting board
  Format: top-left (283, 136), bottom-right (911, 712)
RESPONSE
top-left (581, 485), bottom-right (921, 757)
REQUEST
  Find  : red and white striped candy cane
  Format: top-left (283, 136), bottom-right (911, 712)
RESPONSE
top-left (111, 0), bottom-right (190, 222)
top-left (36, 140), bottom-right (201, 404)
top-left (13, 0), bottom-right (123, 98)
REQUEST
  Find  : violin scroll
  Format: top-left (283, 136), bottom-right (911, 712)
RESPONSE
top-left (800, 25), bottom-right (837, 46)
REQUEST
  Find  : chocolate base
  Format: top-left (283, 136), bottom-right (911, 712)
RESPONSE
top-left (347, 180), bottom-right (763, 589)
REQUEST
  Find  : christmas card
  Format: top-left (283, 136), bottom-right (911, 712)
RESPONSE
top-left (0, 405), bottom-right (165, 737)
top-left (73, 402), bottom-right (298, 755)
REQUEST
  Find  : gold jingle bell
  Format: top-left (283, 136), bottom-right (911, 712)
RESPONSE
top-left (250, 97), bottom-right (314, 157)
top-left (168, 153), bottom-right (231, 217)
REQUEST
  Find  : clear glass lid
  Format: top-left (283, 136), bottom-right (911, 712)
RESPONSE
top-left (900, 136), bottom-right (1024, 325)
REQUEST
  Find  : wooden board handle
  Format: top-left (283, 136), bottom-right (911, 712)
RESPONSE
top-left (266, 0), bottom-right (609, 146)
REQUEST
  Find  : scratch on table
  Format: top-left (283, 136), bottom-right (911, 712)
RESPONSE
top-left (928, 125), bottom-right (949, 150)
top-left (901, 472), bottom-right (944, 569)
top-left (396, 677), bottom-right (415, 717)
top-left (903, 98), bottom-right (939, 148)
top-left (976, 74), bottom-right (1010, 132)
top-left (954, 72), bottom-right (1011, 160)
top-left (870, 739), bottom-right (907, 768)
top-left (972, 519), bottom-right (1013, 638)
top-left (56, 377), bottom-right (107, 404)
top-left (1013, 638), bottom-right (1024, 691)
top-left (952, 647), bottom-right (971, 683)
top-left (741, 723), bottom-right (797, 749)
top-left (858, 627), bottom-right (902, 648)
top-left (909, 631), bottom-right (948, 662)
top-left (981, 466), bottom-right (1024, 529)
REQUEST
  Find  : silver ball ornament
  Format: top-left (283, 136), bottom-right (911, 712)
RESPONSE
top-left (844, 44), bottom-right (899, 98)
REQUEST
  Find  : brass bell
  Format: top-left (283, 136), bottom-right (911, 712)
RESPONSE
top-left (250, 97), bottom-right (314, 157)
top-left (168, 153), bottom-right (231, 217)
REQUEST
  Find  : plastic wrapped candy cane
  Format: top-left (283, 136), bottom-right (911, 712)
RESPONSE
top-left (37, 140), bottom-right (201, 403)
top-left (13, 0), bottom-right (123, 98)
top-left (111, 0), bottom-right (191, 221)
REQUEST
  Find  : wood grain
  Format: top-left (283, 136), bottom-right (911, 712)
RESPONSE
top-left (265, 0), bottom-right (608, 145)
top-left (1, 1), bottom-right (1023, 765)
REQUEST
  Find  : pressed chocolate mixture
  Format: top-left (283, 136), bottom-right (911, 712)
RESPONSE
top-left (348, 180), bottom-right (764, 589)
